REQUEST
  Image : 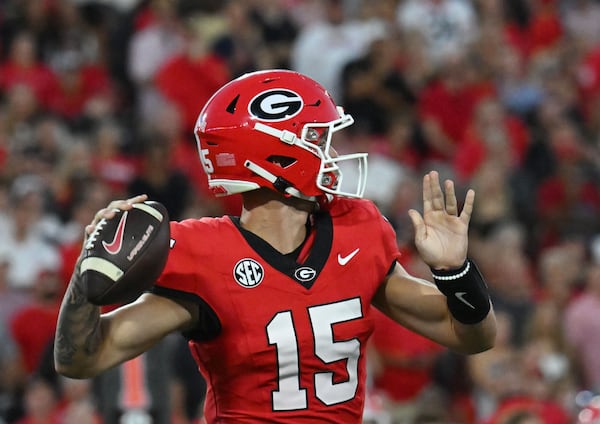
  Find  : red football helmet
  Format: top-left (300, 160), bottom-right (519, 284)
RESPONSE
top-left (194, 69), bottom-right (368, 201)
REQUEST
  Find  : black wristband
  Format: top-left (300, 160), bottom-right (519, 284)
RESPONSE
top-left (430, 260), bottom-right (491, 325)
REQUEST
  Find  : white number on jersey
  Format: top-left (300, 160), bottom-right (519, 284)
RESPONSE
top-left (266, 298), bottom-right (363, 411)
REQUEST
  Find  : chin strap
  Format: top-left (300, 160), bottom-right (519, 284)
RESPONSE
top-left (244, 160), bottom-right (316, 202)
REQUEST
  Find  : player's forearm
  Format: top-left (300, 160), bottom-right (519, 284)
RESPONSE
top-left (377, 264), bottom-right (496, 354)
top-left (54, 273), bottom-right (105, 378)
top-left (450, 309), bottom-right (496, 354)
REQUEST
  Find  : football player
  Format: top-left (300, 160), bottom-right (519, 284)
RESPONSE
top-left (55, 70), bottom-right (496, 423)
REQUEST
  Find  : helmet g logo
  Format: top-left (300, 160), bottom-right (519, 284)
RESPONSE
top-left (249, 89), bottom-right (303, 121)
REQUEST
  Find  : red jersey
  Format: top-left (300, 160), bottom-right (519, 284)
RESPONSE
top-left (153, 197), bottom-right (400, 423)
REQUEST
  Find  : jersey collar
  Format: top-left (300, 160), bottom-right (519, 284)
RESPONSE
top-left (229, 212), bottom-right (332, 289)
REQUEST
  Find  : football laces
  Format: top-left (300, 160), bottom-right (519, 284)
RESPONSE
top-left (85, 218), bottom-right (107, 250)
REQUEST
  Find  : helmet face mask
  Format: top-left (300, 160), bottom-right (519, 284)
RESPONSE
top-left (298, 114), bottom-right (367, 197)
top-left (195, 70), bottom-right (368, 201)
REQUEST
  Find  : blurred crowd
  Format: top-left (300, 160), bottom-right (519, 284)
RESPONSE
top-left (0, 0), bottom-right (598, 423)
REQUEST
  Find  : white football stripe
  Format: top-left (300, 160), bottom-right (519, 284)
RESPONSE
top-left (80, 257), bottom-right (124, 281)
top-left (132, 203), bottom-right (164, 221)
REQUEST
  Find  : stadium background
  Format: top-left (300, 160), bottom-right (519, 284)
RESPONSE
top-left (0, 0), bottom-right (599, 423)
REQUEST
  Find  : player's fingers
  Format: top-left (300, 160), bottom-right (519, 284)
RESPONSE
top-left (124, 194), bottom-right (148, 204)
top-left (104, 194), bottom-right (148, 217)
top-left (445, 180), bottom-right (458, 216)
top-left (85, 208), bottom-right (109, 238)
top-left (107, 194), bottom-right (148, 212)
top-left (87, 194), bottom-right (149, 234)
top-left (408, 209), bottom-right (426, 241)
top-left (422, 173), bottom-right (433, 214)
top-left (84, 224), bottom-right (95, 236)
top-left (93, 207), bottom-right (110, 223)
top-left (429, 171), bottom-right (445, 211)
top-left (459, 189), bottom-right (475, 224)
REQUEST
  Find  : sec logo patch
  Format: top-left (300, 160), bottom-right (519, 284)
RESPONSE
top-left (233, 258), bottom-right (264, 288)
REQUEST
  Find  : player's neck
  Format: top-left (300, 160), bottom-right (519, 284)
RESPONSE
top-left (240, 189), bottom-right (314, 254)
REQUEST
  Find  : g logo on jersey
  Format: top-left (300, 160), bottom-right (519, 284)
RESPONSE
top-left (249, 89), bottom-right (303, 121)
top-left (294, 267), bottom-right (317, 283)
top-left (234, 258), bottom-right (264, 288)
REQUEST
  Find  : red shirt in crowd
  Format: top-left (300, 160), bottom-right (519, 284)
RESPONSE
top-left (418, 80), bottom-right (493, 160)
top-left (47, 64), bottom-right (114, 119)
top-left (155, 53), bottom-right (230, 133)
top-left (453, 115), bottom-right (530, 181)
top-left (528, 4), bottom-right (563, 53)
top-left (481, 395), bottom-right (570, 424)
top-left (370, 308), bottom-right (444, 402)
top-left (10, 303), bottom-right (59, 374)
top-left (577, 45), bottom-right (600, 117)
top-left (0, 59), bottom-right (59, 107)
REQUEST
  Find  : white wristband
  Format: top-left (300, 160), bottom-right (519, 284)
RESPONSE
top-left (431, 261), bottom-right (470, 281)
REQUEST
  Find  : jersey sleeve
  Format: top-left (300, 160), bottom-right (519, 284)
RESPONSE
top-left (152, 219), bottom-right (222, 341)
top-left (154, 220), bottom-right (200, 295)
top-left (371, 202), bottom-right (402, 276)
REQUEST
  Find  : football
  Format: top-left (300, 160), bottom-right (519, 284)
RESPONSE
top-left (79, 201), bottom-right (170, 306)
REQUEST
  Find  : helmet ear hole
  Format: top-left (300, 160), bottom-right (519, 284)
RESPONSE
top-left (267, 155), bottom-right (296, 169)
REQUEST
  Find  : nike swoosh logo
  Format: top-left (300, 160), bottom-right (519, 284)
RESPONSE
top-left (455, 292), bottom-right (476, 309)
top-left (337, 248), bottom-right (360, 266)
top-left (102, 211), bottom-right (128, 255)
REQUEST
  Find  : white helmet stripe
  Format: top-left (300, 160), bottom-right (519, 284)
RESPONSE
top-left (254, 123), bottom-right (298, 145)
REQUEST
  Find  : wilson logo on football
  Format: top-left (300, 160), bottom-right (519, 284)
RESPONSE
top-left (248, 89), bottom-right (303, 121)
top-left (126, 224), bottom-right (155, 261)
top-left (233, 258), bottom-right (264, 288)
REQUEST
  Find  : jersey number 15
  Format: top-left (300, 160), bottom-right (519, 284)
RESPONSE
top-left (266, 297), bottom-right (363, 411)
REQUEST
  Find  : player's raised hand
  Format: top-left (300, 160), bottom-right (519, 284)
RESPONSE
top-left (408, 171), bottom-right (474, 270)
top-left (84, 194), bottom-right (148, 237)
